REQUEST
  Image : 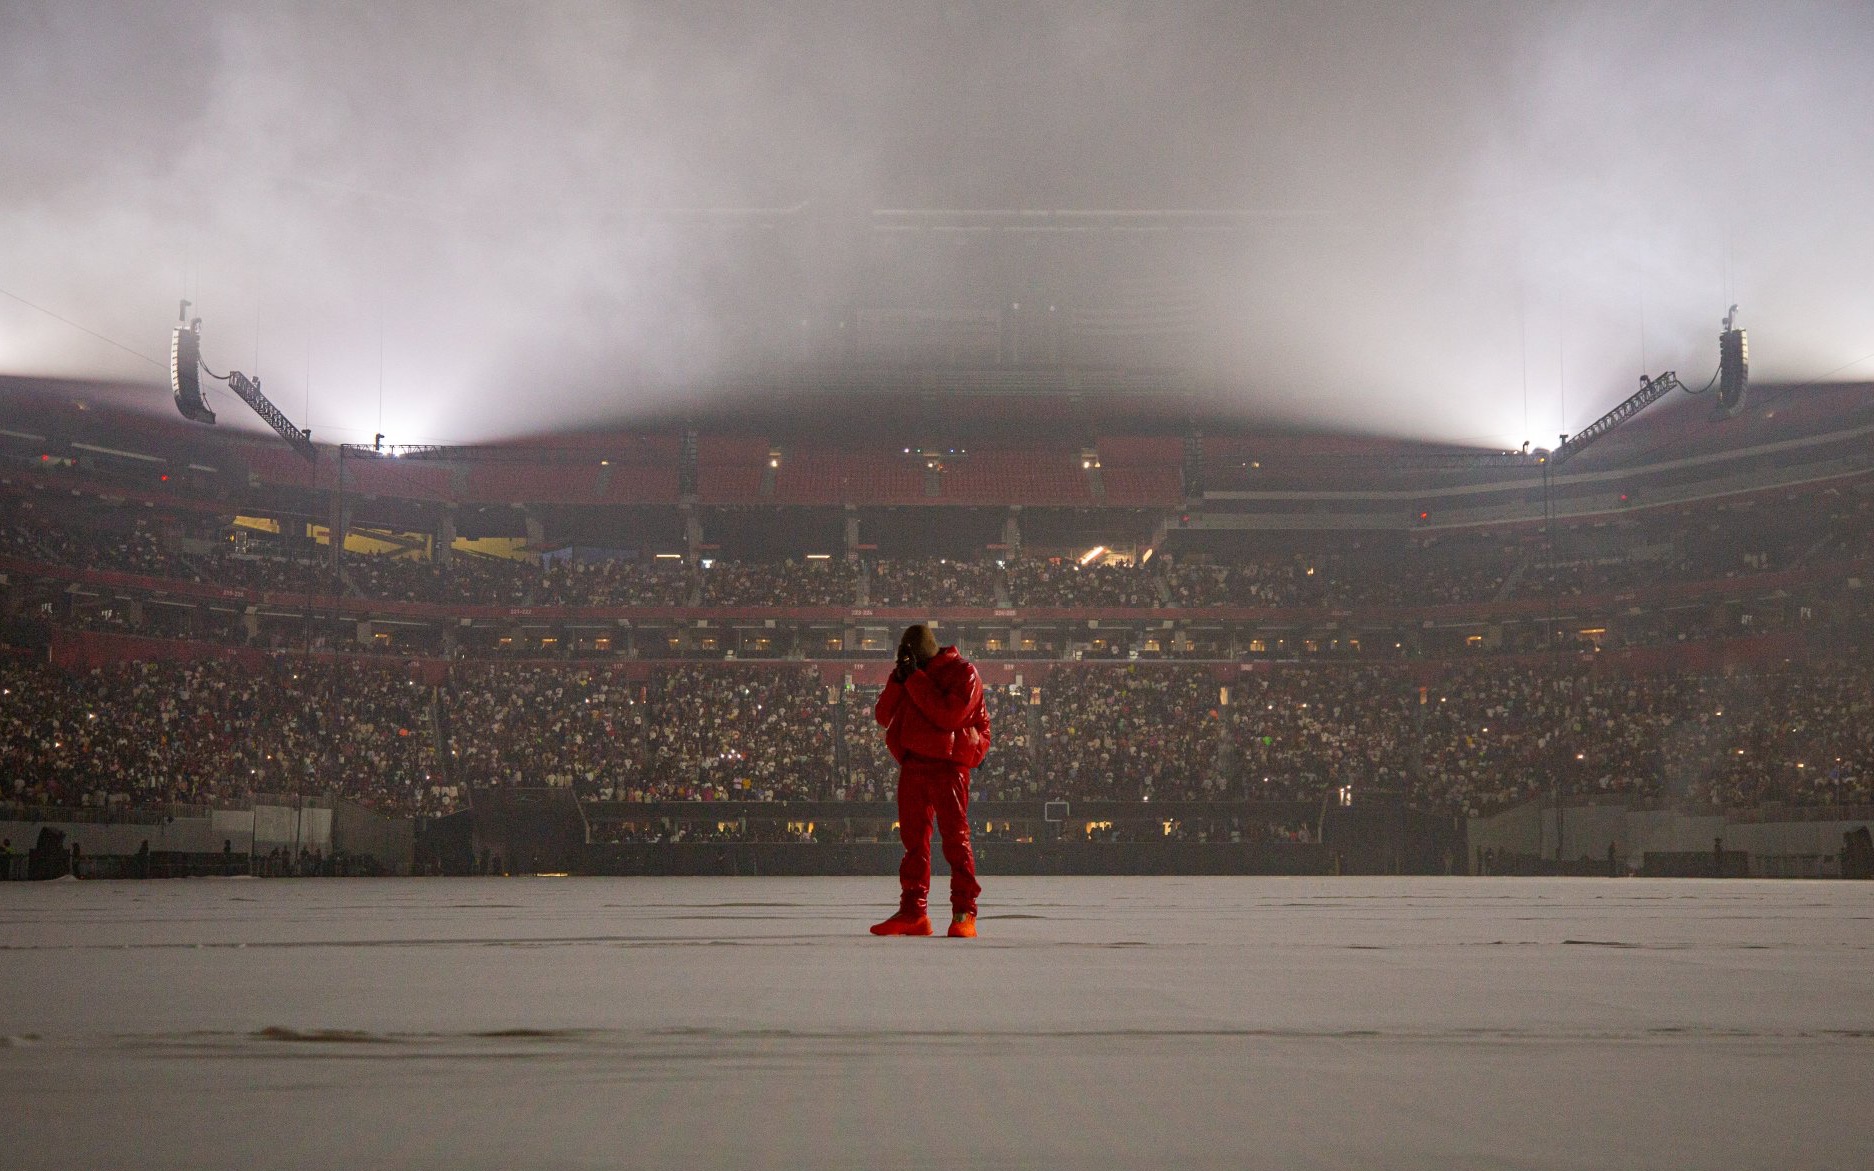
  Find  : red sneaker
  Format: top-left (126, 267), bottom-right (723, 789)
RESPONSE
top-left (869, 909), bottom-right (932, 936)
top-left (947, 912), bottom-right (977, 939)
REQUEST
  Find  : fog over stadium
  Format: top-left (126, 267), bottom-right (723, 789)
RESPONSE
top-left (3, 1), bottom-right (1872, 447)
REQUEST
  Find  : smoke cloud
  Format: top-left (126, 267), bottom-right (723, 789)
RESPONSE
top-left (2, 2), bottom-right (1870, 446)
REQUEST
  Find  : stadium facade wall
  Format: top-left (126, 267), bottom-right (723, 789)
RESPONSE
top-left (1467, 802), bottom-right (1873, 878)
top-left (0, 799), bottom-right (413, 877)
top-left (0, 817), bottom-right (220, 858)
top-left (49, 627), bottom-right (270, 673)
top-left (332, 800), bottom-right (416, 876)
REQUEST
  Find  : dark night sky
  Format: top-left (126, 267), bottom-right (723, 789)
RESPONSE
top-left (3, 2), bottom-right (1871, 444)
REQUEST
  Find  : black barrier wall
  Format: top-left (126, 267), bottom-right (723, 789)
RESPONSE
top-left (580, 840), bottom-right (1332, 877)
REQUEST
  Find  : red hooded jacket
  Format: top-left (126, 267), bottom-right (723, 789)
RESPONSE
top-left (875, 646), bottom-right (991, 769)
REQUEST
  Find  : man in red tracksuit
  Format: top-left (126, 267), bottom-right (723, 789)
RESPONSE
top-left (870, 624), bottom-right (988, 938)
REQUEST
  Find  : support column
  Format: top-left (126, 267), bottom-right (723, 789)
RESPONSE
top-left (682, 505), bottom-right (703, 561)
top-left (437, 510), bottom-right (457, 566)
top-left (330, 448), bottom-right (350, 573)
top-left (1003, 507), bottom-right (1022, 559)
top-left (329, 500), bottom-right (351, 571)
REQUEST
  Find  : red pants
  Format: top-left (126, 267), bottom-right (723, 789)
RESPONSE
top-left (896, 757), bottom-right (981, 916)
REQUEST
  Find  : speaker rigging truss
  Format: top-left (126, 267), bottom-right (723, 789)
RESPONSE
top-left (1548, 307), bottom-right (1747, 468)
top-left (169, 301), bottom-right (317, 463)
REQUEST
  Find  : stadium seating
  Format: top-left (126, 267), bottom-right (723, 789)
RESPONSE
top-left (4, 376), bottom-right (1873, 826)
top-left (6, 653), bottom-right (1872, 818)
top-left (771, 450), bottom-right (926, 506)
top-left (696, 436), bottom-right (771, 504)
top-left (941, 450), bottom-right (1093, 505)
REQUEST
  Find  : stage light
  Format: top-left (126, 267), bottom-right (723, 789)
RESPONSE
top-left (1079, 545), bottom-right (1106, 565)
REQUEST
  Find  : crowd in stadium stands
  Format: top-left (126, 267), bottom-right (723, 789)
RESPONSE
top-left (203, 554), bottom-right (330, 595)
top-left (1163, 552), bottom-right (1510, 609)
top-left (1031, 666), bottom-right (1224, 801)
top-left (1689, 664), bottom-right (1874, 809)
top-left (1513, 532), bottom-right (1813, 601)
top-left (866, 558), bottom-right (1000, 607)
top-left (1337, 552), bottom-right (1512, 607)
top-left (3, 653), bottom-right (1872, 818)
top-left (838, 688), bottom-right (896, 802)
top-left (1225, 668), bottom-right (1417, 802)
top-left (447, 663), bottom-right (836, 802)
top-left (844, 681), bottom-right (1036, 799)
top-left (838, 681), bottom-right (1033, 800)
top-left (8, 496), bottom-right (1871, 620)
top-left (631, 665), bottom-right (835, 800)
top-left (970, 685), bottom-right (1035, 799)
top-left (700, 559), bottom-right (849, 607)
top-left (536, 558), bottom-right (692, 606)
top-left (1, 518), bottom-right (188, 578)
top-left (1162, 559), bottom-right (1293, 607)
top-left (338, 553), bottom-right (532, 606)
top-left (0, 655), bottom-right (440, 814)
top-left (445, 665), bottom-right (648, 791)
top-left (1006, 558), bottom-right (1162, 607)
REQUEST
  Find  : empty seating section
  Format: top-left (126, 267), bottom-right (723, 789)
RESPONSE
top-left (1096, 436), bottom-right (1182, 464)
top-left (345, 460), bottom-right (455, 502)
top-left (244, 446), bottom-right (322, 491)
top-left (601, 463), bottom-right (680, 504)
top-left (697, 436), bottom-right (771, 504)
top-left (250, 438), bottom-right (685, 506)
top-left (1096, 436), bottom-right (1184, 505)
top-left (600, 437), bottom-right (680, 503)
top-left (464, 464), bottom-right (601, 505)
top-left (1099, 466), bottom-right (1184, 505)
top-left (773, 451), bottom-right (926, 505)
top-left (942, 450), bottom-right (1091, 504)
top-left (1199, 436), bottom-right (1262, 490)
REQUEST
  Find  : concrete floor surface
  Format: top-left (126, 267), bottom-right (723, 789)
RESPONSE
top-left (1, 875), bottom-right (1869, 1169)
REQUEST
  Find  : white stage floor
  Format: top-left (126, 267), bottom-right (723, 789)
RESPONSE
top-left (2, 876), bottom-right (1870, 1169)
